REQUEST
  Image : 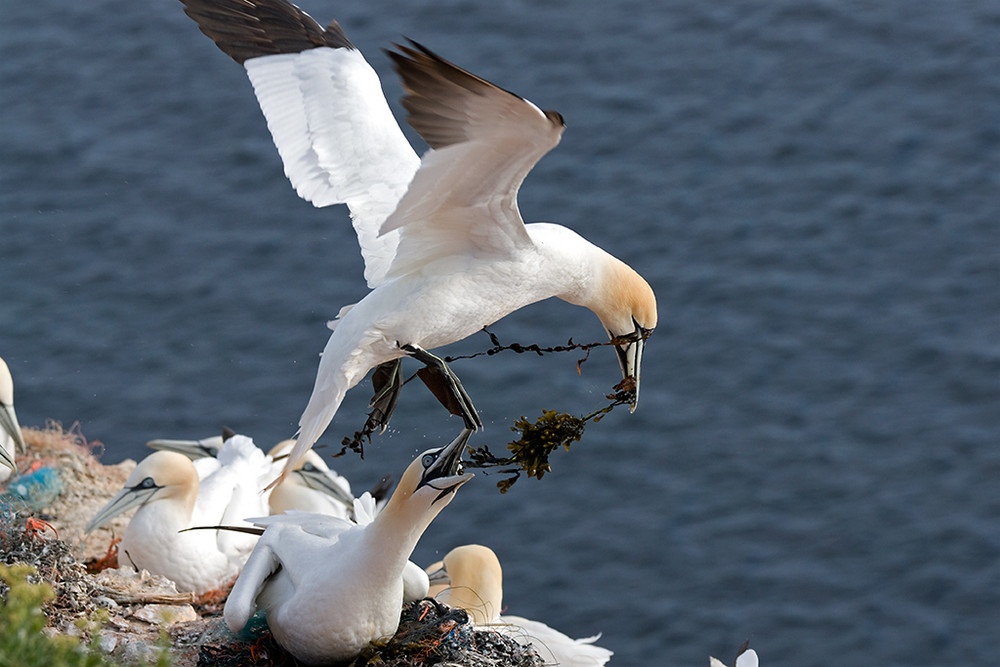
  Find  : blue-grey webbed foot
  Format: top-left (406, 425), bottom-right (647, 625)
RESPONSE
top-left (400, 344), bottom-right (483, 431)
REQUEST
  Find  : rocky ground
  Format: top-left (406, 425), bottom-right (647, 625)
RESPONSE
top-left (0, 423), bottom-right (544, 667)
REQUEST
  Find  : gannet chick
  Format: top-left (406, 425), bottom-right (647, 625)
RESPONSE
top-left (431, 544), bottom-right (613, 666)
top-left (710, 646), bottom-right (759, 667)
top-left (86, 438), bottom-right (270, 594)
top-left (178, 0), bottom-right (658, 484)
top-left (0, 356), bottom-right (27, 480)
top-left (224, 429), bottom-right (475, 664)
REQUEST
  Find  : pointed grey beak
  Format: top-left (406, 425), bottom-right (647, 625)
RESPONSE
top-left (425, 563), bottom-right (450, 588)
top-left (0, 401), bottom-right (26, 457)
top-left (613, 322), bottom-right (649, 413)
top-left (146, 436), bottom-right (223, 460)
top-left (85, 482), bottom-right (161, 533)
top-left (0, 442), bottom-right (14, 472)
top-left (294, 463), bottom-right (355, 509)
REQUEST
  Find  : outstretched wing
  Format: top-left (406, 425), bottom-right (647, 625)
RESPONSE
top-left (381, 42), bottom-right (566, 279)
top-left (179, 0), bottom-right (420, 288)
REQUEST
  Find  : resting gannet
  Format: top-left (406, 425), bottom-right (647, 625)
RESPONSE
top-left (710, 646), bottom-right (759, 667)
top-left (86, 436), bottom-right (271, 594)
top-left (430, 544), bottom-right (613, 666)
top-left (223, 429), bottom-right (474, 664)
top-left (149, 434), bottom-right (356, 517)
top-left (0, 356), bottom-right (27, 480)
top-left (178, 0), bottom-right (658, 484)
top-left (266, 440), bottom-right (354, 517)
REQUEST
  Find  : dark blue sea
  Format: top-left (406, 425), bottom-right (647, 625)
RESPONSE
top-left (3, 0), bottom-right (999, 663)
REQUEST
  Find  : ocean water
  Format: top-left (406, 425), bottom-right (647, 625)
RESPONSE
top-left (3, 0), bottom-right (999, 664)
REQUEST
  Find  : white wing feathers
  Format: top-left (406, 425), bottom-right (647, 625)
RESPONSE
top-left (245, 49), bottom-right (419, 287)
top-left (180, 0), bottom-right (419, 288)
top-left (181, 0), bottom-right (565, 287)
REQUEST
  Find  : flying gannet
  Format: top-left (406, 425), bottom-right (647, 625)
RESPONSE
top-left (86, 436), bottom-right (272, 594)
top-left (223, 429), bottom-right (475, 664)
top-left (177, 0), bottom-right (658, 484)
top-left (0, 356), bottom-right (27, 482)
top-left (429, 544), bottom-right (613, 666)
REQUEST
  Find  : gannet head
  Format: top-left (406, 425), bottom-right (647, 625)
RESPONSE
top-left (591, 259), bottom-right (657, 412)
top-left (146, 435), bottom-right (223, 459)
top-left (0, 356), bottom-right (26, 469)
top-left (268, 440), bottom-right (355, 510)
top-left (430, 544), bottom-right (503, 625)
top-left (86, 451), bottom-right (199, 533)
top-left (386, 429), bottom-right (475, 517)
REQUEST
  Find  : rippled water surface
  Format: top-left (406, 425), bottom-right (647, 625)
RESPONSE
top-left (3, 1), bottom-right (999, 664)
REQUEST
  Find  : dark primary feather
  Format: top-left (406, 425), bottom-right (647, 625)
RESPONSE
top-left (387, 41), bottom-right (565, 151)
top-left (179, 0), bottom-right (354, 64)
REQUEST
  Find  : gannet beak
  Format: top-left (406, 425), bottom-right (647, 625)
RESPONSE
top-left (0, 442), bottom-right (14, 472)
top-left (0, 402), bottom-right (26, 457)
top-left (425, 563), bottom-right (450, 587)
top-left (146, 436), bottom-right (223, 459)
top-left (85, 482), bottom-right (162, 533)
top-left (613, 319), bottom-right (649, 413)
top-left (294, 464), bottom-right (355, 509)
top-left (418, 428), bottom-right (475, 498)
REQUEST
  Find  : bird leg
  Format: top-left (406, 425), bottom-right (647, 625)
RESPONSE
top-left (367, 359), bottom-right (404, 434)
top-left (400, 344), bottom-right (483, 430)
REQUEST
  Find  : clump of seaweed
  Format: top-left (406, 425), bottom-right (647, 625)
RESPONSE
top-left (467, 378), bottom-right (637, 493)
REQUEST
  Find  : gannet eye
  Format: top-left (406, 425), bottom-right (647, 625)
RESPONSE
top-left (302, 462), bottom-right (317, 472)
top-left (137, 477), bottom-right (156, 489)
top-left (421, 453), bottom-right (437, 468)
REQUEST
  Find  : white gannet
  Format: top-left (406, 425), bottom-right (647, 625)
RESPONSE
top-left (178, 0), bottom-right (658, 483)
top-left (0, 356), bottom-right (27, 481)
top-left (710, 645), bottom-right (759, 667)
top-left (223, 429), bottom-right (474, 664)
top-left (148, 434), bottom-right (356, 518)
top-left (86, 436), bottom-right (271, 594)
top-left (267, 440), bottom-right (355, 517)
top-left (429, 544), bottom-right (613, 666)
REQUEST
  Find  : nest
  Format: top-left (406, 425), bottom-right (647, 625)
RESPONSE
top-left (0, 502), bottom-right (100, 624)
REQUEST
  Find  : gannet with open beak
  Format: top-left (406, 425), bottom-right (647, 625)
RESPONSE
top-left (86, 436), bottom-right (271, 594)
top-left (178, 0), bottom-right (658, 483)
top-left (223, 429), bottom-right (474, 664)
top-left (0, 356), bottom-right (27, 481)
top-left (429, 544), bottom-right (613, 666)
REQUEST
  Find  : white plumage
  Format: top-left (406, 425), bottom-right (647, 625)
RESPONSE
top-left (223, 430), bottom-right (474, 664)
top-left (86, 435), bottom-right (272, 594)
top-left (179, 0), bottom-right (658, 486)
top-left (430, 544), bottom-right (613, 666)
top-left (0, 356), bottom-right (26, 481)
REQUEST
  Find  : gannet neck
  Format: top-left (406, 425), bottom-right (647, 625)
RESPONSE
top-left (437, 544), bottom-right (503, 625)
top-left (366, 430), bottom-right (475, 583)
top-left (0, 356), bottom-right (26, 471)
top-left (0, 356), bottom-right (14, 408)
top-left (527, 223), bottom-right (657, 334)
